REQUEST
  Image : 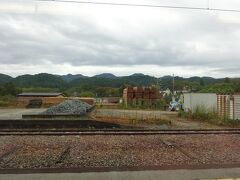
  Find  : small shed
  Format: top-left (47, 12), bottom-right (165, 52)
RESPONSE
top-left (183, 93), bottom-right (217, 112)
top-left (17, 93), bottom-right (65, 108)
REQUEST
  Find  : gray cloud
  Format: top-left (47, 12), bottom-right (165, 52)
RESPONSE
top-left (0, 0), bottom-right (240, 77)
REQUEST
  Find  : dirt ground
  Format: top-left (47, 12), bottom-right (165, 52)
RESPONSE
top-left (0, 108), bottom-right (226, 129)
top-left (93, 109), bottom-right (222, 129)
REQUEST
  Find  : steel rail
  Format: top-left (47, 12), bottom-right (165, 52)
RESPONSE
top-left (1, 128), bottom-right (240, 132)
top-left (2, 163), bottom-right (240, 174)
top-left (0, 129), bottom-right (240, 136)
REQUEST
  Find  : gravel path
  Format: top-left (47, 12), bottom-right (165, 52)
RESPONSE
top-left (0, 134), bottom-right (239, 169)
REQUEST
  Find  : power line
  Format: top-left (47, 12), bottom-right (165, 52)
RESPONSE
top-left (37, 0), bottom-right (240, 13)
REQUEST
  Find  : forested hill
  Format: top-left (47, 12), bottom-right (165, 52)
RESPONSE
top-left (11, 73), bottom-right (66, 88)
top-left (0, 73), bottom-right (239, 96)
top-left (0, 73), bottom-right (13, 84)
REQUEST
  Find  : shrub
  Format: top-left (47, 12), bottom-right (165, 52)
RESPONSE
top-left (178, 110), bottom-right (188, 118)
top-left (191, 105), bottom-right (217, 120)
top-left (79, 91), bottom-right (95, 97)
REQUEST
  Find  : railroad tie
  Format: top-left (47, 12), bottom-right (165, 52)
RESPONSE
top-left (56, 146), bottom-right (71, 164)
top-left (160, 139), bottom-right (199, 161)
top-left (0, 146), bottom-right (21, 163)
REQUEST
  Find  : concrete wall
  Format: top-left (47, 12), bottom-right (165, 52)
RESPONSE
top-left (183, 93), bottom-right (217, 112)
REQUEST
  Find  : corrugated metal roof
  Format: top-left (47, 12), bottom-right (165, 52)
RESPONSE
top-left (17, 92), bottom-right (64, 97)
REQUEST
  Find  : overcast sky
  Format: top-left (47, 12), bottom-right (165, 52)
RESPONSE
top-left (0, 0), bottom-right (240, 77)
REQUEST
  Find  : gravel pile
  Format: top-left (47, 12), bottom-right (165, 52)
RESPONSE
top-left (40, 99), bottom-right (92, 115)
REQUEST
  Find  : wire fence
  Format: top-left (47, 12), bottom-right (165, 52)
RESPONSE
top-left (95, 109), bottom-right (177, 121)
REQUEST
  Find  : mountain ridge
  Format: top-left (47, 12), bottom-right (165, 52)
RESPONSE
top-left (0, 73), bottom-right (13, 84)
top-left (0, 73), bottom-right (235, 92)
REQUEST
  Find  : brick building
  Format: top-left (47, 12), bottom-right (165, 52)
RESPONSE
top-left (123, 86), bottom-right (160, 107)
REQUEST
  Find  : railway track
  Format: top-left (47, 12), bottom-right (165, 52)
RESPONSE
top-left (0, 129), bottom-right (240, 136)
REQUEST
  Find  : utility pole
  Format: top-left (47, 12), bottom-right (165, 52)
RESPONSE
top-left (156, 78), bottom-right (160, 90)
top-left (172, 74), bottom-right (175, 95)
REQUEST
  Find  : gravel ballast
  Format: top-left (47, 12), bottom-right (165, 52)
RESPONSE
top-left (0, 134), bottom-right (240, 169)
top-left (40, 99), bottom-right (92, 115)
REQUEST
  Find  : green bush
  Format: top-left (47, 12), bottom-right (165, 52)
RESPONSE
top-left (79, 91), bottom-right (95, 97)
top-left (185, 105), bottom-right (218, 122)
top-left (191, 105), bottom-right (217, 120)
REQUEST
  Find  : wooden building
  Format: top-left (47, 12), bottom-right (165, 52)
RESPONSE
top-left (17, 93), bottom-right (95, 108)
top-left (17, 93), bottom-right (65, 108)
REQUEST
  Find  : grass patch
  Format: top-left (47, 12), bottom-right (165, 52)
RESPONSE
top-left (178, 105), bottom-right (240, 127)
top-left (119, 99), bottom-right (167, 110)
top-left (136, 118), bottom-right (172, 125)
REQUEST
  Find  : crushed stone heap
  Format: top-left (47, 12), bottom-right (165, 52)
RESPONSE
top-left (40, 99), bottom-right (92, 115)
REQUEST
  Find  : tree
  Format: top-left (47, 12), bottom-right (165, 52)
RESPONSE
top-left (234, 83), bottom-right (240, 92)
top-left (224, 77), bottom-right (230, 83)
top-left (79, 91), bottom-right (95, 97)
top-left (0, 83), bottom-right (22, 96)
top-left (96, 87), bottom-right (120, 97)
top-left (200, 78), bottom-right (205, 86)
top-left (199, 83), bottom-right (235, 94)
